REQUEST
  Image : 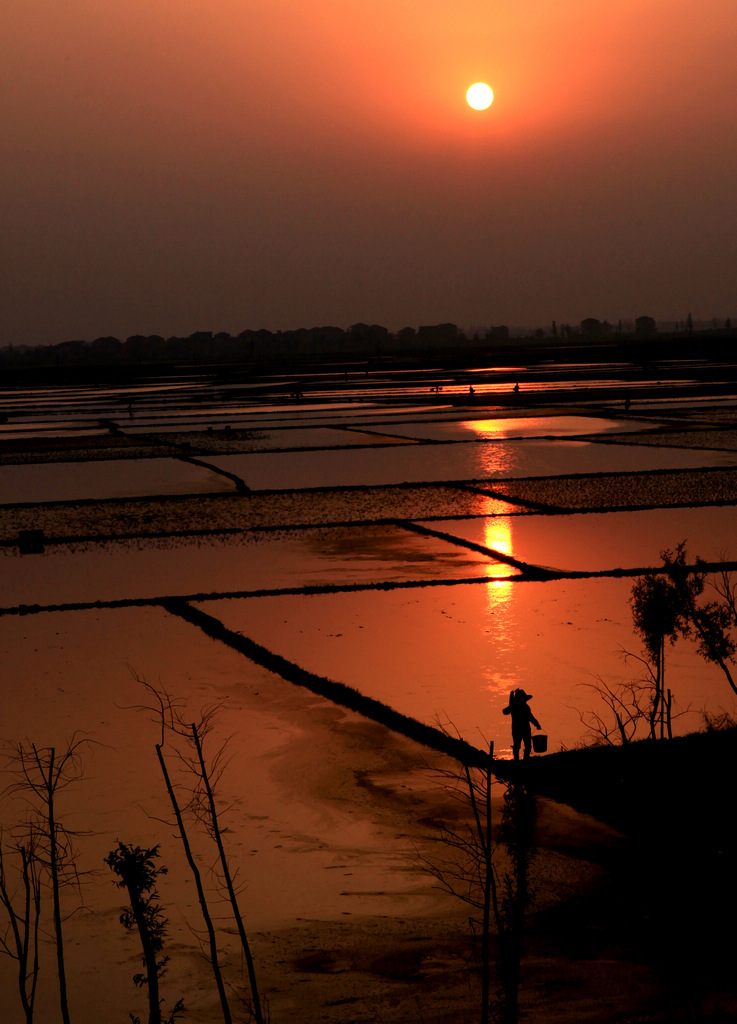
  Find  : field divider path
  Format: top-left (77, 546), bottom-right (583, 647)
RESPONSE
top-left (160, 597), bottom-right (492, 770)
top-left (399, 520), bottom-right (558, 578)
top-left (5, 559), bottom-right (737, 619)
top-left (459, 482), bottom-right (564, 513)
top-left (97, 423), bottom-right (252, 491)
top-left (176, 453), bottom-right (251, 493)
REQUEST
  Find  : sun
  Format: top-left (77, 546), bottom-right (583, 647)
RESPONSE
top-left (466, 82), bottom-right (493, 110)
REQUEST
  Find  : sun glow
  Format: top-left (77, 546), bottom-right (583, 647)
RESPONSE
top-left (466, 82), bottom-right (493, 110)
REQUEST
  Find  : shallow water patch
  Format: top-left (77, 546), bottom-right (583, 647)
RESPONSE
top-left (0, 522), bottom-right (508, 608)
top-left (375, 415), bottom-right (655, 443)
top-left (0, 457), bottom-right (237, 504)
top-left (426, 505), bottom-right (737, 574)
top-left (205, 439), bottom-right (737, 491)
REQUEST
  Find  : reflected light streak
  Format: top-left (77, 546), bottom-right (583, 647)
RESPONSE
top-left (463, 417), bottom-right (554, 439)
top-left (483, 516), bottom-right (515, 582)
top-left (481, 515), bottom-right (521, 724)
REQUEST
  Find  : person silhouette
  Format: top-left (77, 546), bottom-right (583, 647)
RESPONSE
top-left (502, 689), bottom-right (541, 761)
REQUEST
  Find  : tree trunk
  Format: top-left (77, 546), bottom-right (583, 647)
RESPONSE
top-left (125, 882), bottom-right (161, 1024)
top-left (46, 749), bottom-right (71, 1024)
top-left (190, 724), bottom-right (263, 1024)
top-left (155, 745), bottom-right (232, 1024)
top-left (480, 746), bottom-right (492, 1024)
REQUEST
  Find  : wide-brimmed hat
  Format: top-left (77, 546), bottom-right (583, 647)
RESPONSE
top-left (516, 690), bottom-right (533, 701)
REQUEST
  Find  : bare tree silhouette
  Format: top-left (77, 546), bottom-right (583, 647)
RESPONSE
top-left (419, 728), bottom-right (536, 1024)
top-left (4, 737), bottom-right (91, 1024)
top-left (0, 829), bottom-right (42, 1023)
top-left (127, 674), bottom-right (265, 1024)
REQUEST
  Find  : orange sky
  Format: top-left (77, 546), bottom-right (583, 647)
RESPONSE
top-left (3, 0), bottom-right (737, 344)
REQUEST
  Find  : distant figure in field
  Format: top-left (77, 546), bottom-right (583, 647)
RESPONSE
top-left (469, 385), bottom-right (475, 396)
top-left (513, 382), bottom-right (520, 393)
top-left (503, 689), bottom-right (541, 761)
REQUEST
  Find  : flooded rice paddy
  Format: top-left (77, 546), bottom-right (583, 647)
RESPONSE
top-left (2, 366), bottom-right (737, 1020)
top-left (3, 372), bottom-right (737, 755)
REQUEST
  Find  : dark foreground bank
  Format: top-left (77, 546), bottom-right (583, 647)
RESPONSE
top-left (511, 727), bottom-right (737, 1022)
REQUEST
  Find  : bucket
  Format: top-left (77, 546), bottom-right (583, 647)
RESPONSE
top-left (532, 733), bottom-right (548, 754)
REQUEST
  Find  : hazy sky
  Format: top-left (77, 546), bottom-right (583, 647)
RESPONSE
top-left (3, 0), bottom-right (737, 345)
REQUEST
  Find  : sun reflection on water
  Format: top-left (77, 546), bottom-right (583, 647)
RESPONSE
top-left (482, 515), bottom-right (515, 580)
top-left (480, 516), bottom-right (522, 714)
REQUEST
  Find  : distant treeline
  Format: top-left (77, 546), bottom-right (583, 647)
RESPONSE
top-left (0, 322), bottom-right (502, 370)
top-left (1, 316), bottom-right (735, 372)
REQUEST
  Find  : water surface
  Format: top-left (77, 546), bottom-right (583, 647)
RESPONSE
top-left (208, 440), bottom-right (737, 491)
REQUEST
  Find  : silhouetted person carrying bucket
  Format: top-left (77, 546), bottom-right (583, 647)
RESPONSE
top-left (503, 689), bottom-right (543, 761)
